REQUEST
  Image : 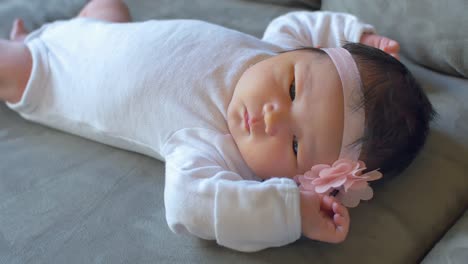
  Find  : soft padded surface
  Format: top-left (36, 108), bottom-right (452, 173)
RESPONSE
top-left (322, 0), bottom-right (468, 78)
top-left (423, 210), bottom-right (468, 264)
top-left (0, 0), bottom-right (87, 38)
top-left (1, 1), bottom-right (468, 263)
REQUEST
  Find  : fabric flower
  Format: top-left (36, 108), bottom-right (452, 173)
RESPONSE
top-left (294, 159), bottom-right (382, 207)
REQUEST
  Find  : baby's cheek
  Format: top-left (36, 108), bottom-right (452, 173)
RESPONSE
top-left (239, 136), bottom-right (296, 178)
top-left (244, 154), bottom-right (291, 179)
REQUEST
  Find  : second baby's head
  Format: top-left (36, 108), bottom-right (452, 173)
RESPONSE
top-left (227, 43), bottom-right (435, 179)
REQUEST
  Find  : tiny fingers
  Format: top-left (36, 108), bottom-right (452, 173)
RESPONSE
top-left (321, 195), bottom-right (334, 210)
top-left (333, 202), bottom-right (349, 221)
top-left (311, 199), bottom-right (350, 243)
top-left (381, 39), bottom-right (400, 60)
top-left (333, 213), bottom-right (347, 226)
top-left (387, 40), bottom-right (400, 50)
top-left (332, 202), bottom-right (350, 241)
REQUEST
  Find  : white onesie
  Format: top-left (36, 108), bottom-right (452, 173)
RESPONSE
top-left (7, 11), bottom-right (374, 252)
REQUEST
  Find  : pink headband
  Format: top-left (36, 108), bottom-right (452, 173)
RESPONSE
top-left (294, 48), bottom-right (383, 207)
top-left (322, 48), bottom-right (365, 161)
top-left (294, 49), bottom-right (383, 207)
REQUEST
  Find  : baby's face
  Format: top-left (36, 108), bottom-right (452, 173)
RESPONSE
top-left (227, 50), bottom-right (344, 179)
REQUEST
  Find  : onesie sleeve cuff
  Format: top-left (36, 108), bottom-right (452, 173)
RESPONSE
top-left (6, 39), bottom-right (50, 114)
top-left (286, 179), bottom-right (302, 242)
top-left (214, 177), bottom-right (302, 252)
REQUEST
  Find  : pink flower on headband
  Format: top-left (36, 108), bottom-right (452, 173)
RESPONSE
top-left (294, 159), bottom-right (382, 207)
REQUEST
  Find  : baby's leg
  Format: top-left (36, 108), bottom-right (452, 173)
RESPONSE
top-left (9, 0), bottom-right (131, 43)
top-left (2, 0), bottom-right (130, 103)
top-left (10, 19), bottom-right (29, 42)
top-left (78, 0), bottom-right (131, 22)
top-left (0, 40), bottom-right (32, 104)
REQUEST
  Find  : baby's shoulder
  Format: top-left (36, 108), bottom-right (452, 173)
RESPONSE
top-left (162, 128), bottom-right (254, 177)
top-left (163, 128), bottom-right (235, 161)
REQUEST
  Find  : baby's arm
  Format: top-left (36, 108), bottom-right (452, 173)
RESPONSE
top-left (164, 154), bottom-right (350, 251)
top-left (263, 11), bottom-right (375, 49)
top-left (163, 140), bottom-right (301, 252)
top-left (163, 131), bottom-right (351, 251)
top-left (263, 11), bottom-right (399, 58)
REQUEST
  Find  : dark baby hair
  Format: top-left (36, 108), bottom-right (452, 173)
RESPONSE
top-left (342, 43), bottom-right (436, 177)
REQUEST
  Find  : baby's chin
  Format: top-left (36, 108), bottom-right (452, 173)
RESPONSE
top-left (250, 167), bottom-right (296, 181)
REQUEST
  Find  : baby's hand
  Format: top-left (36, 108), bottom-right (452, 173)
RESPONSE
top-left (360, 33), bottom-right (400, 60)
top-left (300, 190), bottom-right (350, 243)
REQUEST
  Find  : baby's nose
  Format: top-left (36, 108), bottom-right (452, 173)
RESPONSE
top-left (263, 103), bottom-right (284, 136)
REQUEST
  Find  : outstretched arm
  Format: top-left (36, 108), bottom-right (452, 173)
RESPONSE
top-left (163, 137), bottom-right (302, 252)
top-left (165, 161), bottom-right (302, 252)
top-left (263, 11), bottom-right (399, 58)
top-left (263, 11), bottom-right (376, 49)
top-left (165, 158), bottom-right (351, 251)
top-left (163, 131), bottom-right (351, 252)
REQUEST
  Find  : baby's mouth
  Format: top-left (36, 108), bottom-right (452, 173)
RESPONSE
top-left (243, 108), bottom-right (250, 133)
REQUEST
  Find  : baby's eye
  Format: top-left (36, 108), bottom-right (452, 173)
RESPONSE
top-left (289, 80), bottom-right (296, 101)
top-left (292, 135), bottom-right (298, 156)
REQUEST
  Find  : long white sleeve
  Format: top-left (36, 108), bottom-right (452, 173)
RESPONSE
top-left (262, 11), bottom-right (375, 50)
top-left (163, 129), bottom-right (301, 252)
